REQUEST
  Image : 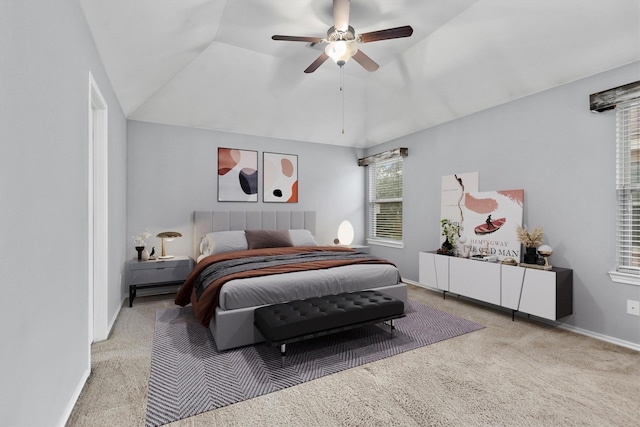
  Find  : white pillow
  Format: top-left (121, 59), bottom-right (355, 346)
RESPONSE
top-left (288, 229), bottom-right (319, 247)
top-left (205, 231), bottom-right (249, 255)
top-left (199, 236), bottom-right (210, 256)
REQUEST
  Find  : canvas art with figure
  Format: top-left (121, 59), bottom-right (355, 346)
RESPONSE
top-left (461, 189), bottom-right (524, 261)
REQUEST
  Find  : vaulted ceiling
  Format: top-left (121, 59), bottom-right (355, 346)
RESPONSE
top-left (80, 0), bottom-right (640, 148)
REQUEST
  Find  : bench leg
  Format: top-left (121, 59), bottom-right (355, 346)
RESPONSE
top-left (280, 344), bottom-right (286, 368)
top-left (383, 319), bottom-right (397, 338)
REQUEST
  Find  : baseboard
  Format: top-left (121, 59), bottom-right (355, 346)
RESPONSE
top-left (550, 322), bottom-right (640, 352)
top-left (107, 301), bottom-right (122, 339)
top-left (58, 300), bottom-right (123, 425)
top-left (57, 367), bottom-right (90, 427)
top-left (402, 279), bottom-right (437, 292)
top-left (402, 278), bottom-right (639, 352)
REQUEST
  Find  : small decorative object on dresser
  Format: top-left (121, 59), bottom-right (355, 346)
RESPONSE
top-left (516, 225), bottom-right (544, 265)
top-left (438, 218), bottom-right (459, 255)
top-left (458, 236), bottom-right (471, 258)
top-left (537, 245), bottom-right (553, 269)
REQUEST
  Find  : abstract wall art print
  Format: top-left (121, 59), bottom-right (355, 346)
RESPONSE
top-left (217, 148), bottom-right (258, 202)
top-left (461, 189), bottom-right (524, 261)
top-left (440, 172), bottom-right (479, 246)
top-left (263, 152), bottom-right (298, 203)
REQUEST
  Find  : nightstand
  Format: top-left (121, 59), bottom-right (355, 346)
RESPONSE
top-left (127, 255), bottom-right (193, 307)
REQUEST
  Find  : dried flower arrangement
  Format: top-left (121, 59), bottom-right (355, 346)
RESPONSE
top-left (515, 225), bottom-right (544, 248)
top-left (132, 231), bottom-right (151, 247)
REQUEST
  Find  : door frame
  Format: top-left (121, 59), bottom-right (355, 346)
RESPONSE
top-left (88, 71), bottom-right (109, 345)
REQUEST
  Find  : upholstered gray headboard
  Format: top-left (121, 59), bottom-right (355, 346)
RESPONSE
top-left (192, 211), bottom-right (316, 259)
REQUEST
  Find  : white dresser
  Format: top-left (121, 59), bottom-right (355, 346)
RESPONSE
top-left (419, 251), bottom-right (573, 321)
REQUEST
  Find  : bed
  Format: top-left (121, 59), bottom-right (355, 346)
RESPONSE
top-left (175, 210), bottom-right (407, 351)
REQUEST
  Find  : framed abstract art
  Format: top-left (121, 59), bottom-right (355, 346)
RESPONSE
top-left (460, 189), bottom-right (524, 261)
top-left (217, 148), bottom-right (258, 202)
top-left (263, 152), bottom-right (298, 203)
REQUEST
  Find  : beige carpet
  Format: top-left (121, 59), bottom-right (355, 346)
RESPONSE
top-left (67, 285), bottom-right (639, 426)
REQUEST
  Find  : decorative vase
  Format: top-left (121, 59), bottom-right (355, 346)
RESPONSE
top-left (135, 246), bottom-right (145, 261)
top-left (141, 248), bottom-right (150, 261)
top-left (524, 247), bottom-right (538, 264)
top-left (438, 237), bottom-right (455, 255)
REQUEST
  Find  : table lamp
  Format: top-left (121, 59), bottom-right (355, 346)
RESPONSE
top-left (336, 220), bottom-right (354, 246)
top-left (156, 231), bottom-right (182, 259)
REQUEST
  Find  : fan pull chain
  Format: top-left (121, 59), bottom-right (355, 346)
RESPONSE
top-left (340, 66), bottom-right (345, 134)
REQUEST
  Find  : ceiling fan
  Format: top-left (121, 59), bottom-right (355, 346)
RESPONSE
top-left (272, 0), bottom-right (413, 73)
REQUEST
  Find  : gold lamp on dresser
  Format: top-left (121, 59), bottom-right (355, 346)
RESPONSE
top-left (156, 231), bottom-right (182, 259)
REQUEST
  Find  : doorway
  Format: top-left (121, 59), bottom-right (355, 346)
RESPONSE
top-left (88, 72), bottom-right (109, 344)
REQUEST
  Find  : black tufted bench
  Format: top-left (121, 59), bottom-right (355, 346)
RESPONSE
top-left (254, 290), bottom-right (405, 356)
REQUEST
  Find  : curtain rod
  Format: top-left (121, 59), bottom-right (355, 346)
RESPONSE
top-left (358, 147), bottom-right (408, 166)
top-left (590, 80), bottom-right (640, 112)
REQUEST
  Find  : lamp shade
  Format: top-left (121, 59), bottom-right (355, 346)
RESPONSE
top-left (325, 41), bottom-right (357, 66)
top-left (337, 220), bottom-right (354, 246)
top-left (157, 231), bottom-right (182, 259)
top-left (156, 231), bottom-right (182, 240)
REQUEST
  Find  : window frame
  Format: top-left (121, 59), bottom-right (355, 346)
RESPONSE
top-left (366, 156), bottom-right (404, 249)
top-left (609, 99), bottom-right (640, 286)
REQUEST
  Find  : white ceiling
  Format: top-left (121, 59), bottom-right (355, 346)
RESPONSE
top-left (80, 0), bottom-right (640, 148)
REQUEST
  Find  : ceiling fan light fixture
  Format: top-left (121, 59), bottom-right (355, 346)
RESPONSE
top-left (325, 40), bottom-right (357, 67)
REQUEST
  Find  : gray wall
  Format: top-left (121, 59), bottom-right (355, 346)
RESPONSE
top-left (127, 121), bottom-right (366, 260)
top-left (0, 1), bottom-right (127, 425)
top-left (366, 61), bottom-right (640, 346)
top-left (1, 3), bottom-right (636, 425)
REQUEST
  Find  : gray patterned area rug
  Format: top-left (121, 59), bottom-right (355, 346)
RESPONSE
top-left (146, 300), bottom-right (484, 427)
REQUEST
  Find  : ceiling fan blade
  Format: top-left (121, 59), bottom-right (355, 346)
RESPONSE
top-left (333, 0), bottom-right (350, 32)
top-left (304, 53), bottom-right (330, 73)
top-left (359, 25), bottom-right (414, 43)
top-left (352, 50), bottom-right (379, 72)
top-left (272, 35), bottom-right (324, 43)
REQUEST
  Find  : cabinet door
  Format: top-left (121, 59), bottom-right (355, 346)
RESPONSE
top-left (449, 257), bottom-right (501, 305)
top-left (418, 252), bottom-right (449, 290)
top-left (419, 252), bottom-right (437, 288)
top-left (501, 264), bottom-right (525, 310)
top-left (519, 269), bottom-right (557, 320)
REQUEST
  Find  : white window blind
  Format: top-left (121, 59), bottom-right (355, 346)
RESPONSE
top-left (616, 100), bottom-right (640, 273)
top-left (368, 156), bottom-right (403, 244)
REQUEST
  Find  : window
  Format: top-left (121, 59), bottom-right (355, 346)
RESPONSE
top-left (367, 156), bottom-right (403, 247)
top-left (615, 100), bottom-right (640, 278)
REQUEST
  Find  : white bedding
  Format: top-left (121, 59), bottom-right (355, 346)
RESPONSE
top-left (218, 263), bottom-right (400, 310)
